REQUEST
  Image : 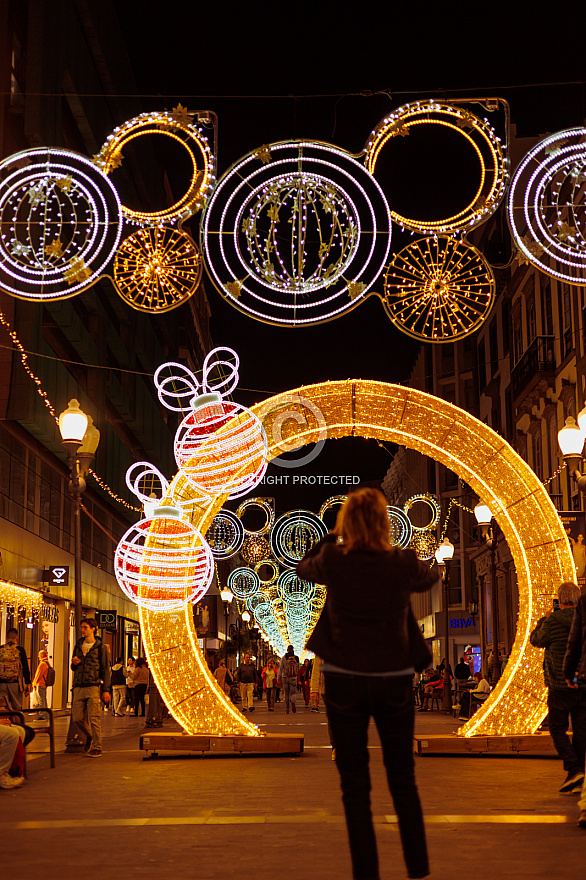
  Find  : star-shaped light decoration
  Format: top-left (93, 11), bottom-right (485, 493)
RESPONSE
top-left (63, 257), bottom-right (92, 285)
top-left (456, 111), bottom-right (476, 130)
top-left (171, 104), bottom-right (195, 127)
top-left (267, 204), bottom-right (280, 222)
top-left (55, 176), bottom-right (73, 193)
top-left (347, 281), bottom-right (366, 300)
top-left (27, 183), bottom-right (47, 207)
top-left (254, 145), bottom-right (272, 165)
top-left (388, 123), bottom-right (409, 138)
top-left (557, 221), bottom-right (578, 242)
top-left (521, 234), bottom-right (545, 258)
top-left (45, 239), bottom-right (64, 259)
top-left (10, 242), bottom-right (33, 258)
top-left (545, 141), bottom-right (564, 157)
top-left (225, 280), bottom-right (243, 299)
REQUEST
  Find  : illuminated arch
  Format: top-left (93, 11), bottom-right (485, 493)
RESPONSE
top-left (141, 380), bottom-right (573, 737)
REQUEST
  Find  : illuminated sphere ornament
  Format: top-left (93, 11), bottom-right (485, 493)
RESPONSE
top-left (387, 505), bottom-right (413, 548)
top-left (206, 509), bottom-right (245, 559)
top-left (383, 237), bottom-right (495, 342)
top-left (94, 108), bottom-right (216, 225)
top-left (113, 227), bottom-right (203, 313)
top-left (277, 570), bottom-right (316, 604)
top-left (507, 127), bottom-right (586, 285)
top-left (227, 567), bottom-right (261, 600)
top-left (154, 347), bottom-right (268, 500)
top-left (365, 100), bottom-right (508, 235)
top-left (201, 140), bottom-right (392, 325)
top-left (270, 510), bottom-right (327, 568)
top-left (0, 147), bottom-right (123, 301)
top-left (240, 534), bottom-right (272, 565)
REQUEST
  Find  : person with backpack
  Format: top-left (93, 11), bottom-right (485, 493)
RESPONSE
top-left (71, 618), bottom-right (111, 757)
top-left (0, 627), bottom-right (31, 710)
top-left (32, 649), bottom-right (53, 720)
top-left (278, 645), bottom-right (300, 714)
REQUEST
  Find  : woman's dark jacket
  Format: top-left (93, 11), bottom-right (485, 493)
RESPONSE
top-left (563, 594), bottom-right (586, 684)
top-left (296, 535), bottom-right (439, 673)
top-left (70, 637), bottom-right (111, 691)
top-left (530, 607), bottom-right (580, 690)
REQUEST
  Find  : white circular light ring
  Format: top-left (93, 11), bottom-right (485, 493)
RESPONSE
top-left (365, 100), bottom-right (508, 235)
top-left (227, 566), bottom-right (260, 600)
top-left (246, 593), bottom-right (272, 614)
top-left (404, 493), bottom-right (441, 532)
top-left (0, 148), bottom-right (123, 300)
top-left (201, 140), bottom-right (392, 326)
top-left (387, 505), bottom-right (413, 548)
top-left (277, 570), bottom-right (316, 604)
top-left (508, 128), bottom-right (586, 284)
top-left (319, 494), bottom-right (347, 521)
top-left (254, 558), bottom-right (279, 585)
top-left (236, 497), bottom-right (275, 535)
top-left (206, 509), bottom-right (245, 559)
top-left (270, 509), bottom-right (327, 568)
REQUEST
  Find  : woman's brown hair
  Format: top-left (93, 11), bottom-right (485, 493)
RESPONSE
top-left (335, 488), bottom-right (393, 554)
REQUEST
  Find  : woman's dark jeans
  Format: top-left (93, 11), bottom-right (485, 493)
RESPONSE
top-left (324, 672), bottom-right (428, 880)
top-left (134, 683), bottom-right (147, 716)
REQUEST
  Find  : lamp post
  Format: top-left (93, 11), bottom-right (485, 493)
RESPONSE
top-left (58, 399), bottom-right (99, 751)
top-left (474, 502), bottom-right (501, 686)
top-left (435, 536), bottom-right (455, 711)
top-left (558, 414), bottom-right (586, 495)
top-left (220, 586), bottom-right (233, 666)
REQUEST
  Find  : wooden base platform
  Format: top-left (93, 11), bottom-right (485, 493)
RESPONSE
top-left (414, 732), bottom-right (560, 757)
top-left (140, 731), bottom-right (304, 758)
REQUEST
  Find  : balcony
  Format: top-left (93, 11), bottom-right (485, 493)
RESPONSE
top-left (511, 336), bottom-right (556, 405)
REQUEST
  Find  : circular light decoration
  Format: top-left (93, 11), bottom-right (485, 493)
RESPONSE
top-left (277, 570), bottom-right (316, 604)
top-left (205, 509), bottom-right (244, 559)
top-left (271, 509), bottom-right (327, 568)
top-left (227, 567), bottom-right (260, 600)
top-left (254, 558), bottom-right (279, 586)
top-left (507, 127), bottom-right (586, 285)
top-left (113, 227), bottom-right (203, 313)
top-left (240, 534), bottom-right (272, 565)
top-left (387, 505), bottom-right (413, 548)
top-left (404, 493), bottom-right (441, 532)
top-left (383, 237), bottom-right (495, 342)
top-left (319, 494), bottom-right (347, 521)
top-left (201, 140), bottom-right (392, 326)
top-left (154, 347), bottom-right (268, 501)
top-left (0, 147), bottom-right (123, 301)
top-left (94, 108), bottom-right (216, 226)
top-left (365, 100), bottom-right (507, 235)
top-left (246, 593), bottom-right (272, 615)
top-left (236, 496), bottom-right (275, 535)
top-left (408, 531), bottom-right (438, 562)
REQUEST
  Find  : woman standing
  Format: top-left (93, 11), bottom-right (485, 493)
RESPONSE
top-left (32, 650), bottom-right (50, 720)
top-left (297, 488), bottom-right (438, 880)
top-left (132, 657), bottom-right (149, 717)
top-left (298, 658), bottom-right (311, 707)
top-left (262, 658), bottom-right (277, 711)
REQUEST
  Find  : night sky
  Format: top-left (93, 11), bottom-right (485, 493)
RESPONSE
top-left (111, 1), bottom-right (586, 513)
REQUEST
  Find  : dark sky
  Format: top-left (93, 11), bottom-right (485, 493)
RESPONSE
top-left (111, 1), bottom-right (586, 514)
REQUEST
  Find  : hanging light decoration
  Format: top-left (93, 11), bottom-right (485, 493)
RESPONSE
top-left (270, 509), bottom-right (327, 568)
top-left (206, 509), bottom-right (245, 559)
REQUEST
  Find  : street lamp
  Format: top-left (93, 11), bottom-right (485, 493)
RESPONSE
top-left (557, 415), bottom-right (586, 493)
top-left (435, 536), bottom-right (454, 711)
top-left (220, 586), bottom-right (233, 666)
top-left (58, 399), bottom-right (99, 751)
top-left (474, 502), bottom-right (501, 686)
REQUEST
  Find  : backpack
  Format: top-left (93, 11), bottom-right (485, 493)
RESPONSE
top-left (0, 643), bottom-right (22, 681)
top-left (285, 655), bottom-right (299, 678)
top-left (45, 664), bottom-right (56, 687)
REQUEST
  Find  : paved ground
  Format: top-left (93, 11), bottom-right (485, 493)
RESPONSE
top-left (2, 699), bottom-right (585, 880)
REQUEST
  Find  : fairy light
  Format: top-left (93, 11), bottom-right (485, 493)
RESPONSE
top-left (113, 227), bottom-right (203, 313)
top-left (205, 508), bottom-right (245, 558)
top-left (270, 509), bottom-right (327, 568)
top-left (383, 237), bottom-right (496, 342)
top-left (508, 126), bottom-right (586, 284)
top-left (404, 493), bottom-right (441, 532)
top-left (365, 100), bottom-right (508, 235)
top-left (93, 108), bottom-right (216, 225)
top-left (236, 496), bottom-right (275, 534)
top-left (87, 469), bottom-right (141, 512)
top-left (387, 505), bottom-right (413, 548)
top-left (0, 580), bottom-right (43, 614)
top-left (319, 494), bottom-right (347, 520)
top-left (254, 558), bottom-right (279, 585)
top-left (0, 307), bottom-right (58, 420)
top-left (227, 566), bottom-right (261, 600)
top-left (0, 147), bottom-right (122, 300)
top-left (201, 140), bottom-right (391, 326)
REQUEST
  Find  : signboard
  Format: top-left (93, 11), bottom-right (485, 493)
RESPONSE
top-left (97, 610), bottom-right (117, 630)
top-left (44, 566), bottom-right (69, 586)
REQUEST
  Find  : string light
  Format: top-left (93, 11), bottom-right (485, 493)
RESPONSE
top-left (0, 580), bottom-right (43, 614)
top-left (236, 496), bottom-right (275, 534)
top-left (365, 100), bottom-right (508, 235)
top-left (382, 237), bottom-right (496, 342)
top-left (205, 508), bottom-right (245, 558)
top-left (201, 140), bottom-right (392, 326)
top-left (508, 126), bottom-right (586, 285)
top-left (0, 308), bottom-right (58, 420)
top-left (0, 147), bottom-right (122, 301)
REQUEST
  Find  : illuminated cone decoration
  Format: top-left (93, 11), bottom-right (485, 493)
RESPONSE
top-left (114, 462), bottom-right (214, 611)
top-left (154, 347), bottom-right (268, 500)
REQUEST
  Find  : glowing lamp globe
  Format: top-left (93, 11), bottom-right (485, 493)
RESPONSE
top-left (434, 537), bottom-right (455, 564)
top-left (558, 416), bottom-right (585, 458)
top-left (114, 505), bottom-right (213, 612)
top-left (473, 503), bottom-right (493, 527)
top-left (58, 399), bottom-right (88, 443)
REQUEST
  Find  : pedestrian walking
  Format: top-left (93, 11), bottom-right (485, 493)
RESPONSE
top-left (32, 649), bottom-right (51, 720)
top-left (563, 590), bottom-right (586, 828)
top-left (125, 657), bottom-right (136, 713)
top-left (70, 618), bottom-right (111, 757)
top-left (297, 487), bottom-right (438, 880)
top-left (299, 658), bottom-right (311, 707)
top-left (110, 657), bottom-right (127, 716)
top-left (278, 645), bottom-right (300, 713)
top-left (213, 660), bottom-right (233, 695)
top-left (530, 582), bottom-right (585, 793)
top-left (132, 658), bottom-right (149, 716)
top-left (262, 658), bottom-right (278, 711)
top-left (0, 628), bottom-right (31, 710)
top-left (235, 653), bottom-right (257, 712)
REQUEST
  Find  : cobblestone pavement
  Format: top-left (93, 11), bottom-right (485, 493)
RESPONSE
top-left (2, 699), bottom-right (585, 879)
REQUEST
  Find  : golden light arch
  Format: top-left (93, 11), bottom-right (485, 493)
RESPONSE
top-left (141, 380), bottom-right (574, 738)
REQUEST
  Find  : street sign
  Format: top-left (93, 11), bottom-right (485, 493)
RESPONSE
top-left (44, 566), bottom-right (69, 586)
top-left (97, 610), bottom-right (117, 630)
